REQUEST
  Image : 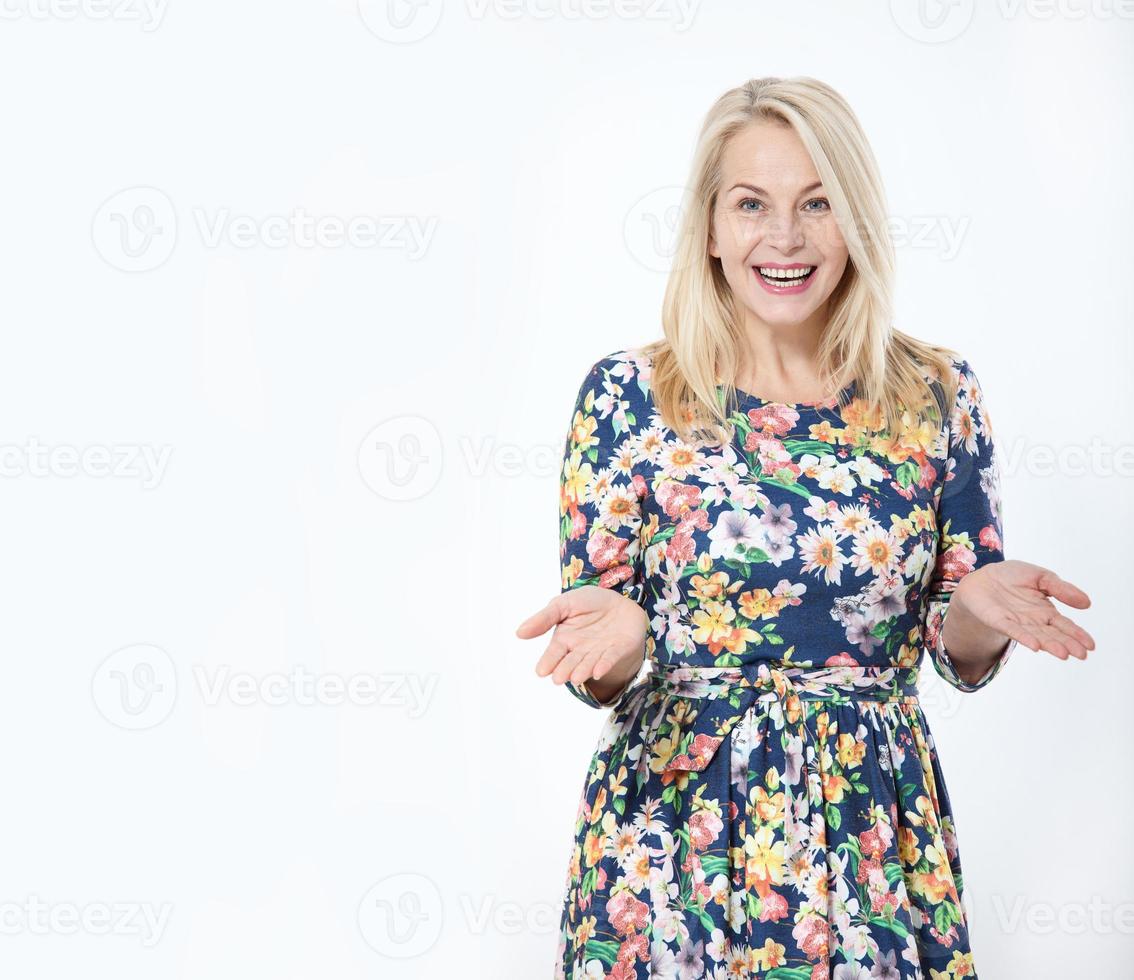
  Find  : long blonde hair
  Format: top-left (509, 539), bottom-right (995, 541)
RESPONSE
top-left (642, 76), bottom-right (959, 445)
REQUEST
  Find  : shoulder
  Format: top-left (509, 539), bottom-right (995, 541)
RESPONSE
top-left (910, 349), bottom-right (990, 416)
top-left (573, 346), bottom-right (655, 407)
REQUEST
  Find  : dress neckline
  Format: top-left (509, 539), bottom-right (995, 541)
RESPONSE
top-left (716, 378), bottom-right (858, 412)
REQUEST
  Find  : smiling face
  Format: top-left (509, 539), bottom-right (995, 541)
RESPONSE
top-left (708, 119), bottom-right (850, 332)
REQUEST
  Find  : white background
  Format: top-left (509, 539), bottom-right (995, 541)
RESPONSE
top-left (0, 1), bottom-right (1130, 977)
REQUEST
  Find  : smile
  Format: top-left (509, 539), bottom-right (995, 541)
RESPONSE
top-left (753, 264), bottom-right (816, 294)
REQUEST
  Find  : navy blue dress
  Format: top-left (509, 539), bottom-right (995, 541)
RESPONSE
top-left (553, 347), bottom-right (1015, 979)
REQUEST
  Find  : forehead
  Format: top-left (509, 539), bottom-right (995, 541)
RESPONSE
top-left (719, 120), bottom-right (820, 190)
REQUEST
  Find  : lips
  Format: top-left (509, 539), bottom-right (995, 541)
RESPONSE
top-left (752, 263), bottom-right (818, 295)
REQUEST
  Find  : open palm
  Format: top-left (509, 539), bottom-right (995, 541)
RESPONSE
top-left (955, 559), bottom-right (1095, 660)
top-left (516, 585), bottom-right (649, 692)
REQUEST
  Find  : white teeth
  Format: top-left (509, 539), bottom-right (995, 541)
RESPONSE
top-left (757, 266), bottom-right (814, 279)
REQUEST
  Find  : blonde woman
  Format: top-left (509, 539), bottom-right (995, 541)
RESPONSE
top-left (516, 77), bottom-right (1093, 978)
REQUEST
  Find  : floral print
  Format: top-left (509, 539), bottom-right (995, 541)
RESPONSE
top-left (553, 347), bottom-right (1016, 978)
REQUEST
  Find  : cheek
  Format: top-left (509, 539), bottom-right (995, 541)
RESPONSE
top-left (715, 215), bottom-right (759, 261)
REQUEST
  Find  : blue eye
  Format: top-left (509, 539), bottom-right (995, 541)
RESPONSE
top-left (739, 199), bottom-right (764, 212)
top-left (803, 198), bottom-right (830, 212)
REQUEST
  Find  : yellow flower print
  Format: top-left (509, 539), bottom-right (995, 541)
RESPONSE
top-left (808, 419), bottom-right (839, 443)
top-left (575, 914), bottom-right (598, 947)
top-left (744, 825), bottom-right (786, 889)
top-left (821, 770), bottom-right (852, 804)
top-left (747, 785), bottom-right (786, 828)
top-left (948, 950), bottom-right (977, 977)
top-left (907, 795), bottom-right (941, 834)
top-left (909, 503), bottom-right (936, 532)
top-left (692, 600), bottom-right (736, 644)
top-left (608, 765), bottom-right (628, 801)
top-left (841, 398), bottom-right (885, 433)
top-left (869, 430), bottom-right (913, 464)
top-left (739, 587), bottom-right (788, 620)
top-left (751, 937), bottom-right (787, 971)
top-left (561, 554), bottom-right (584, 590)
top-left (898, 826), bottom-right (921, 867)
top-left (582, 828), bottom-right (605, 868)
top-left (689, 570), bottom-right (732, 603)
top-left (589, 786), bottom-right (607, 824)
top-left (569, 410), bottom-right (600, 455)
top-left (719, 623), bottom-right (764, 655)
top-left (836, 733), bottom-right (866, 769)
top-left (649, 733), bottom-right (681, 774)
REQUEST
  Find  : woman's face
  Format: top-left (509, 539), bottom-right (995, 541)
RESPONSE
top-left (708, 119), bottom-right (850, 330)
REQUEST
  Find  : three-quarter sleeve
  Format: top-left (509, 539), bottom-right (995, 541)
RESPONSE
top-left (922, 357), bottom-right (1017, 692)
top-left (558, 356), bottom-right (648, 709)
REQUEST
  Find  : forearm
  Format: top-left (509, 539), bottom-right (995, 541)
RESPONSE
top-left (941, 586), bottom-right (1013, 686)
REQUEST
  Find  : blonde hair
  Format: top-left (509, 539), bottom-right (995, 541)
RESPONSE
top-left (641, 76), bottom-right (959, 445)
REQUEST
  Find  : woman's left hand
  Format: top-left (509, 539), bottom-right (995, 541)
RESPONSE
top-left (951, 559), bottom-right (1095, 660)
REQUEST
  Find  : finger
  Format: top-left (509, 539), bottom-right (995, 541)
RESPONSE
top-left (569, 645), bottom-right (608, 687)
top-left (1048, 612), bottom-right (1095, 655)
top-left (552, 644), bottom-right (591, 685)
top-left (533, 631), bottom-right (574, 677)
top-left (1034, 625), bottom-right (1072, 661)
top-left (516, 595), bottom-right (567, 639)
top-left (1037, 570), bottom-right (1091, 610)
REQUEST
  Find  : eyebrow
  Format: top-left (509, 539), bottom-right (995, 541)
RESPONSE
top-left (729, 181), bottom-right (824, 196)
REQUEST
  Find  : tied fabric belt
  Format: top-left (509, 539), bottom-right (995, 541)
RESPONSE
top-left (640, 661), bottom-right (921, 776)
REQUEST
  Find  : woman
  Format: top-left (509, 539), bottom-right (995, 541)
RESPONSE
top-left (515, 77), bottom-right (1093, 979)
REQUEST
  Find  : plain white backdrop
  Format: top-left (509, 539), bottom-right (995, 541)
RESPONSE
top-left (0, 1), bottom-right (1129, 977)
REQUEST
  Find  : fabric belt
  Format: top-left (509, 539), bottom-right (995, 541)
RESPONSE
top-left (640, 662), bottom-right (921, 776)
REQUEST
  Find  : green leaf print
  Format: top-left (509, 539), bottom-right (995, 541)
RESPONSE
top-left (700, 854), bottom-right (731, 877)
top-left (760, 477), bottom-right (813, 499)
top-left (782, 438), bottom-right (833, 456)
top-left (895, 459), bottom-right (920, 488)
top-left (766, 968), bottom-right (816, 979)
top-left (934, 900), bottom-right (963, 936)
top-left (582, 938), bottom-right (621, 968)
top-left (866, 914), bottom-right (911, 940)
top-left (827, 805), bottom-right (842, 832)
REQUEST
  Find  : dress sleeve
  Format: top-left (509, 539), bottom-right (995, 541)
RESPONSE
top-left (922, 357), bottom-right (1017, 692)
top-left (558, 356), bottom-right (648, 709)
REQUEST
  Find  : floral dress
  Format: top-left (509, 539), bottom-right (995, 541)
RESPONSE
top-left (553, 347), bottom-right (1016, 979)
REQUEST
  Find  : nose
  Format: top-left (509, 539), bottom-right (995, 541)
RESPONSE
top-left (763, 210), bottom-right (805, 253)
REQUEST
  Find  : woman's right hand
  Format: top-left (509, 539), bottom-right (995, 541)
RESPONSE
top-left (515, 585), bottom-right (649, 704)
